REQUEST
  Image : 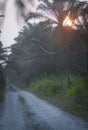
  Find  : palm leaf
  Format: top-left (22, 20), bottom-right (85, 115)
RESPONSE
top-left (39, 0), bottom-right (52, 8)
top-left (0, 15), bottom-right (4, 17)
top-left (26, 12), bottom-right (44, 21)
top-left (26, 12), bottom-right (58, 25)
top-left (37, 3), bottom-right (56, 17)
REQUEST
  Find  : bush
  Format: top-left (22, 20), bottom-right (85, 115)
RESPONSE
top-left (29, 75), bottom-right (65, 96)
top-left (0, 66), bottom-right (6, 101)
top-left (28, 74), bottom-right (88, 121)
top-left (66, 83), bottom-right (88, 108)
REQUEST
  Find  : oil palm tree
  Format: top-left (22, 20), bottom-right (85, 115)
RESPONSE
top-left (14, 22), bottom-right (66, 55)
top-left (0, 15), bottom-right (6, 97)
top-left (25, 0), bottom-right (76, 56)
top-left (26, 0), bottom-right (88, 33)
top-left (26, 0), bottom-right (88, 85)
top-left (26, 0), bottom-right (88, 62)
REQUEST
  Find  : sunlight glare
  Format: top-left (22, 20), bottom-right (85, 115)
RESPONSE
top-left (63, 16), bottom-right (73, 27)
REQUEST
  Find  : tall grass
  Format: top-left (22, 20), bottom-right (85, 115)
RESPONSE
top-left (27, 74), bottom-right (88, 122)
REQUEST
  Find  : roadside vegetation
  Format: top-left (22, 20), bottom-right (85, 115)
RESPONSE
top-left (0, 90), bottom-right (5, 102)
top-left (2, 0), bottom-right (88, 123)
top-left (27, 74), bottom-right (88, 122)
top-left (0, 16), bottom-right (7, 102)
top-left (0, 68), bottom-right (5, 102)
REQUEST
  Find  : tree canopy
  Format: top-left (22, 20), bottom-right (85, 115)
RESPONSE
top-left (6, 0), bottom-right (88, 87)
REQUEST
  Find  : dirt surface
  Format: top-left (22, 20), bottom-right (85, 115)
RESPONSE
top-left (0, 87), bottom-right (88, 130)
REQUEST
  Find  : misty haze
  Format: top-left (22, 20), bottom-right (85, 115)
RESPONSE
top-left (0, 0), bottom-right (88, 130)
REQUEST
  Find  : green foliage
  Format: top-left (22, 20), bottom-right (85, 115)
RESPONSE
top-left (7, 0), bottom-right (88, 88)
top-left (7, 22), bottom-right (65, 87)
top-left (66, 82), bottom-right (88, 108)
top-left (0, 68), bottom-right (5, 102)
top-left (0, 22), bottom-right (6, 102)
top-left (0, 41), bottom-right (6, 63)
top-left (30, 75), bottom-right (67, 96)
top-left (28, 74), bottom-right (88, 121)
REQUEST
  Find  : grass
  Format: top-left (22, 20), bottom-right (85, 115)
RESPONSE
top-left (27, 74), bottom-right (88, 122)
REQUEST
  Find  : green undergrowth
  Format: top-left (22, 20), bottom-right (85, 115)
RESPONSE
top-left (27, 74), bottom-right (88, 122)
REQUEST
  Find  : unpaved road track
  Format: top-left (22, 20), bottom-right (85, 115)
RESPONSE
top-left (0, 87), bottom-right (88, 130)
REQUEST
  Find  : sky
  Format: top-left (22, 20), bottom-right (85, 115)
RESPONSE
top-left (0, 0), bottom-right (38, 47)
top-left (1, 0), bottom-right (20, 47)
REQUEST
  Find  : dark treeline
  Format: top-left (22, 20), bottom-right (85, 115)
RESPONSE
top-left (0, 34), bottom-right (6, 100)
top-left (6, 0), bottom-right (88, 87)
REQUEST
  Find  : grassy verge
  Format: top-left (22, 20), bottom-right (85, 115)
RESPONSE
top-left (27, 74), bottom-right (88, 122)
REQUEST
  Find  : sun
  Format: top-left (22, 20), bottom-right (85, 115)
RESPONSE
top-left (63, 16), bottom-right (73, 27)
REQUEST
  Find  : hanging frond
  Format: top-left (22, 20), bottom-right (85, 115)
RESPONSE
top-left (26, 12), bottom-right (44, 21)
top-left (37, 3), bottom-right (57, 18)
top-left (0, 15), bottom-right (5, 17)
top-left (37, 3), bottom-right (50, 11)
top-left (26, 11), bottom-right (58, 25)
top-left (39, 0), bottom-right (52, 8)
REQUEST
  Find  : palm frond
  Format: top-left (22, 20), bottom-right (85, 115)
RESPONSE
top-left (37, 3), bottom-right (55, 16)
top-left (39, 0), bottom-right (52, 8)
top-left (37, 3), bottom-right (49, 11)
top-left (37, 1), bottom-right (59, 16)
top-left (39, 20), bottom-right (54, 26)
top-left (26, 12), bottom-right (58, 25)
top-left (26, 12), bottom-right (44, 21)
top-left (0, 15), bottom-right (4, 17)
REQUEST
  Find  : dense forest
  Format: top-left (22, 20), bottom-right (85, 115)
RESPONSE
top-left (5, 0), bottom-right (88, 87)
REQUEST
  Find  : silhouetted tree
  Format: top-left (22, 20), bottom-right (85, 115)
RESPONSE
top-left (0, 28), bottom-right (6, 100)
